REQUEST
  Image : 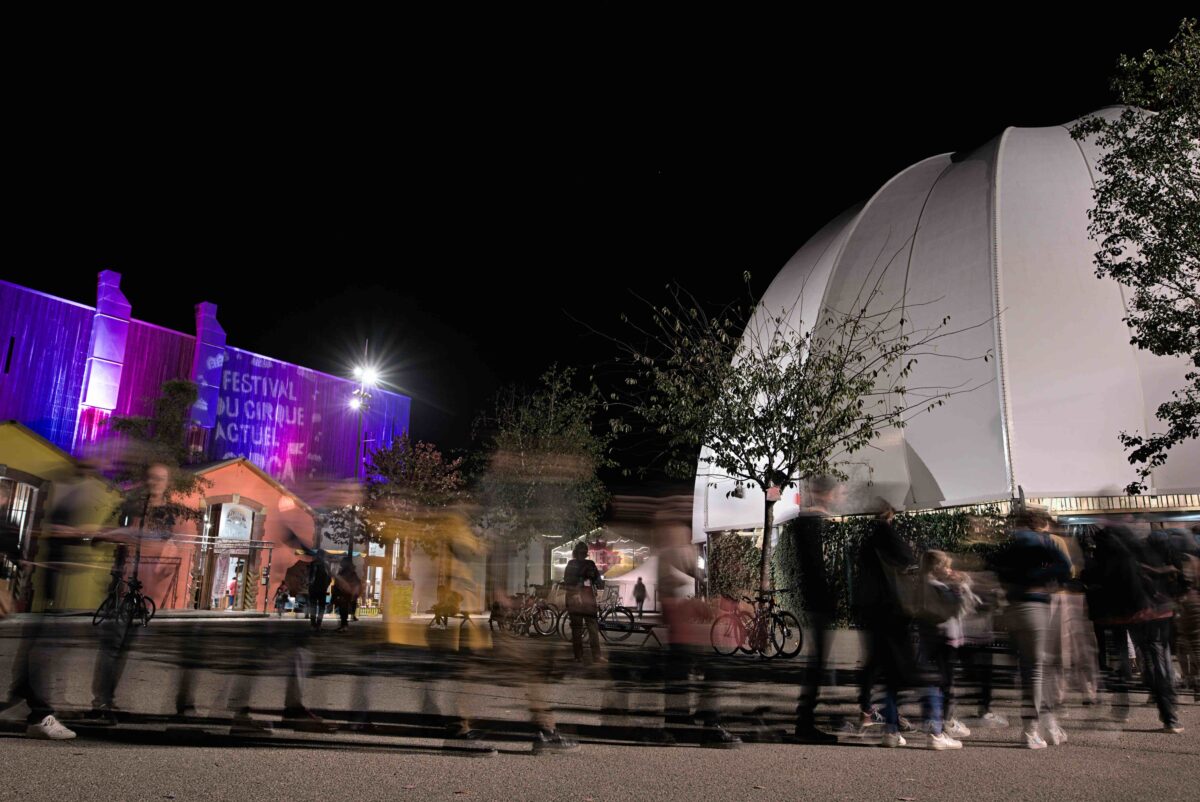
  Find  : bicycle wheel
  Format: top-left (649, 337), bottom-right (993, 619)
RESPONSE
top-left (142, 596), bottom-right (157, 627)
top-left (599, 607), bottom-right (635, 642)
top-left (116, 594), bottom-right (136, 624)
top-left (559, 613), bottom-right (594, 647)
top-left (772, 611), bottom-right (803, 658)
top-left (736, 612), bottom-right (759, 654)
top-left (92, 594), bottom-right (117, 626)
top-left (557, 610), bottom-right (572, 641)
top-left (532, 606), bottom-right (557, 636)
top-left (711, 613), bottom-right (746, 656)
top-left (758, 618), bottom-right (781, 659)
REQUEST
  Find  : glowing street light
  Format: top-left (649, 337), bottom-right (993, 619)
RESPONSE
top-left (348, 340), bottom-right (378, 606)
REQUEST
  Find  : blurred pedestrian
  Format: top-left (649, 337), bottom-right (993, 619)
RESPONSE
top-left (915, 550), bottom-right (972, 748)
top-left (855, 501), bottom-right (918, 747)
top-left (658, 496), bottom-right (739, 747)
top-left (1176, 528), bottom-right (1200, 702)
top-left (1133, 530), bottom-right (1183, 733)
top-left (792, 476), bottom-right (841, 744)
top-left (1045, 529), bottom-right (1099, 709)
top-left (959, 569), bottom-right (1007, 727)
top-left (0, 464), bottom-right (107, 739)
top-left (563, 541), bottom-right (604, 663)
top-left (634, 577), bottom-right (647, 618)
top-left (308, 556), bottom-right (330, 630)
top-left (90, 461), bottom-right (173, 725)
top-left (334, 556), bottom-right (361, 632)
top-left (274, 582), bottom-right (289, 617)
top-left (993, 510), bottom-right (1072, 748)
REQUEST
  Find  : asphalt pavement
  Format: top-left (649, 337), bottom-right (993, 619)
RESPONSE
top-left (1, 618), bottom-right (1196, 801)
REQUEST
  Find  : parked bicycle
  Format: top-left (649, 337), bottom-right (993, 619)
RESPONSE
top-left (710, 588), bottom-right (802, 658)
top-left (557, 586), bottom-right (636, 643)
top-left (93, 571), bottom-right (156, 630)
top-left (490, 584), bottom-right (559, 636)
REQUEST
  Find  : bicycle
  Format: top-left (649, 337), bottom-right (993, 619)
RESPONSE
top-left (491, 585), bottom-right (559, 636)
top-left (557, 587), bottom-right (636, 643)
top-left (709, 588), bottom-right (802, 658)
top-left (93, 572), bottom-right (156, 630)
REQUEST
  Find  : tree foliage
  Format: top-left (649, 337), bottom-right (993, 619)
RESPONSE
top-left (1071, 18), bottom-right (1200, 493)
top-left (608, 269), bottom-right (990, 588)
top-left (351, 432), bottom-right (465, 558)
top-left (472, 365), bottom-right (612, 546)
top-left (107, 379), bottom-right (208, 528)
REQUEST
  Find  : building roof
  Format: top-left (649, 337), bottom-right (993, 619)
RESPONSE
top-left (191, 457), bottom-right (318, 517)
top-left (694, 107), bottom-right (1200, 536)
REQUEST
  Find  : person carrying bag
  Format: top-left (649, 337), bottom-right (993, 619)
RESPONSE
top-left (562, 542), bottom-right (605, 663)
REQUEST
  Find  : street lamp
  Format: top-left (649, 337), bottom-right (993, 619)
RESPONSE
top-left (350, 340), bottom-right (377, 605)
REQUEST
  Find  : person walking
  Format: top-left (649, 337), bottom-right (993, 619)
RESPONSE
top-left (915, 550), bottom-right (972, 749)
top-left (307, 556), bottom-right (331, 630)
top-left (633, 577), bottom-right (647, 618)
top-left (333, 556), bottom-right (361, 632)
top-left (992, 511), bottom-right (1072, 748)
top-left (273, 582), bottom-right (290, 617)
top-left (563, 541), bottom-right (604, 663)
top-left (855, 501), bottom-right (918, 748)
top-left (792, 476), bottom-right (841, 744)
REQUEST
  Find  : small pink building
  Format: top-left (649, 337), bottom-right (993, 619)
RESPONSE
top-left (140, 458), bottom-right (318, 612)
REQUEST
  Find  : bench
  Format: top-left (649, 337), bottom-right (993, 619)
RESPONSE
top-left (596, 618), bottom-right (662, 647)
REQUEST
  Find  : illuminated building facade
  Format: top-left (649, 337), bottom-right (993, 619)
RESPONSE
top-left (0, 272), bottom-right (411, 612)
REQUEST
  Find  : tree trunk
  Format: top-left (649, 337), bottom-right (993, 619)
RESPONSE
top-left (759, 498), bottom-right (776, 591)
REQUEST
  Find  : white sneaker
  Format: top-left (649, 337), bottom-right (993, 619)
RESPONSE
top-left (838, 720), bottom-right (869, 736)
top-left (1024, 730), bottom-right (1048, 750)
top-left (881, 732), bottom-right (906, 748)
top-left (929, 732), bottom-right (963, 750)
top-left (1046, 722), bottom-right (1067, 745)
top-left (945, 719), bottom-right (972, 738)
top-left (1163, 725), bottom-right (1184, 735)
top-left (979, 711), bottom-right (1008, 728)
top-left (27, 715), bottom-right (76, 740)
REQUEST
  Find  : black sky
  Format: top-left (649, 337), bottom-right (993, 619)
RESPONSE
top-left (5, 14), bottom-right (1188, 454)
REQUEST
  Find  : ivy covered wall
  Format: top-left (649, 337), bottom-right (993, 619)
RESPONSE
top-left (709, 506), bottom-right (1007, 626)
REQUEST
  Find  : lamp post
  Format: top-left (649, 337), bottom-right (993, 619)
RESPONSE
top-left (350, 340), bottom-right (377, 607)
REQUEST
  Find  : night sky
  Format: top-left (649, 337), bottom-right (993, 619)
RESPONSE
top-left (5, 14), bottom-right (1187, 458)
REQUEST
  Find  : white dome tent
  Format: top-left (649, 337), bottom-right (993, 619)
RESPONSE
top-left (694, 107), bottom-right (1200, 543)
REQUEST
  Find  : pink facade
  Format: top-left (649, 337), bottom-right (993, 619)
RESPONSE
top-left (139, 459), bottom-right (318, 612)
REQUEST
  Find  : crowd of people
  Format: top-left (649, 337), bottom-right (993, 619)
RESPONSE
top-left (2, 465), bottom-right (1198, 756)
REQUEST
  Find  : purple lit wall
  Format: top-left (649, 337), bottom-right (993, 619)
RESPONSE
top-left (0, 281), bottom-right (93, 451)
top-left (208, 348), bottom-right (410, 482)
top-left (116, 321), bottom-right (197, 417)
top-left (0, 279), bottom-right (410, 483)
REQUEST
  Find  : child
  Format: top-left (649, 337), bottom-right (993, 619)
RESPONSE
top-left (917, 550), bottom-right (978, 748)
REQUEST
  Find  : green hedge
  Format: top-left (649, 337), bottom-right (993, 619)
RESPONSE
top-left (708, 531), bottom-right (762, 602)
top-left (709, 506), bottom-right (1007, 626)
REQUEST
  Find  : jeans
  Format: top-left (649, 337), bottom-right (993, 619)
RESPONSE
top-left (797, 611), bottom-right (833, 725)
top-left (92, 616), bottom-right (134, 709)
top-left (1131, 619), bottom-right (1178, 728)
top-left (1006, 601), bottom-right (1049, 731)
top-left (1098, 625), bottom-right (1132, 719)
top-left (958, 643), bottom-right (994, 715)
top-left (861, 614), bottom-right (915, 734)
top-left (570, 613), bottom-right (601, 661)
